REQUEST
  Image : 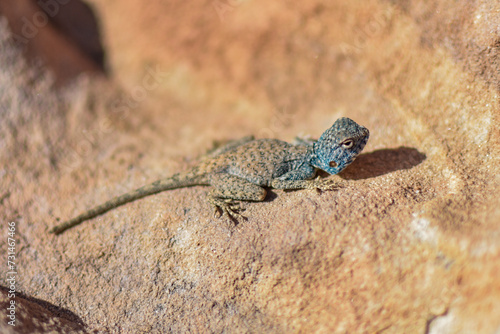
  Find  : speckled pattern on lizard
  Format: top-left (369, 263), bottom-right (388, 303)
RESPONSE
top-left (50, 117), bottom-right (369, 234)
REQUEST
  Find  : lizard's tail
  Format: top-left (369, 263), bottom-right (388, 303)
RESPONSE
top-left (50, 171), bottom-right (207, 235)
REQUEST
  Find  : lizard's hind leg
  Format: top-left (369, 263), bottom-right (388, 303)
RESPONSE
top-left (207, 173), bottom-right (267, 220)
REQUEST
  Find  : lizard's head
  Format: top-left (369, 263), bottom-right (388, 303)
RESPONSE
top-left (311, 117), bottom-right (369, 175)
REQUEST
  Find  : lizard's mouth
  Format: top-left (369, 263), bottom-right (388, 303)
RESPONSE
top-left (329, 161), bottom-right (338, 168)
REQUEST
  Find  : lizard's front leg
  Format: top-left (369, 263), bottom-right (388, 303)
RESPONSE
top-left (207, 173), bottom-right (267, 219)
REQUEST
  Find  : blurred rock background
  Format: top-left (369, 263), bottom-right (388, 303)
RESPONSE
top-left (0, 0), bottom-right (499, 332)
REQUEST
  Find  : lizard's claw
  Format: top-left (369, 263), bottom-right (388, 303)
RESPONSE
top-left (307, 176), bottom-right (343, 192)
top-left (209, 197), bottom-right (246, 221)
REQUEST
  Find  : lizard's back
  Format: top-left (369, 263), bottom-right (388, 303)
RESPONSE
top-left (199, 139), bottom-right (309, 186)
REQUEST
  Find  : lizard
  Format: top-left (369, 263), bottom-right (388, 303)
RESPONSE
top-left (50, 117), bottom-right (369, 235)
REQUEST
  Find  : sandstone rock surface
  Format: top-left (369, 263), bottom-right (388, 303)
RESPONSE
top-left (1, 0), bottom-right (499, 332)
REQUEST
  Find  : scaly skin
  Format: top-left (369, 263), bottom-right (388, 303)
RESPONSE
top-left (50, 117), bottom-right (369, 234)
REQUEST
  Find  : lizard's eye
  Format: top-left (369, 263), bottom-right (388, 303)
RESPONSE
top-left (329, 161), bottom-right (338, 168)
top-left (341, 139), bottom-right (354, 149)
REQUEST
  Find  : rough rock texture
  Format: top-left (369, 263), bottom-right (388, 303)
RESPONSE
top-left (1, 0), bottom-right (499, 333)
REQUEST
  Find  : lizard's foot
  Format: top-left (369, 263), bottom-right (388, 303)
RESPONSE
top-left (307, 176), bottom-right (344, 192)
top-left (208, 197), bottom-right (246, 221)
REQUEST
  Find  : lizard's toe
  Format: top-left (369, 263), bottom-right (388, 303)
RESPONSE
top-left (308, 176), bottom-right (344, 192)
top-left (209, 197), bottom-right (246, 221)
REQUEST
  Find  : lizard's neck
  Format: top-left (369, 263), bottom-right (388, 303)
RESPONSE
top-left (308, 144), bottom-right (321, 169)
